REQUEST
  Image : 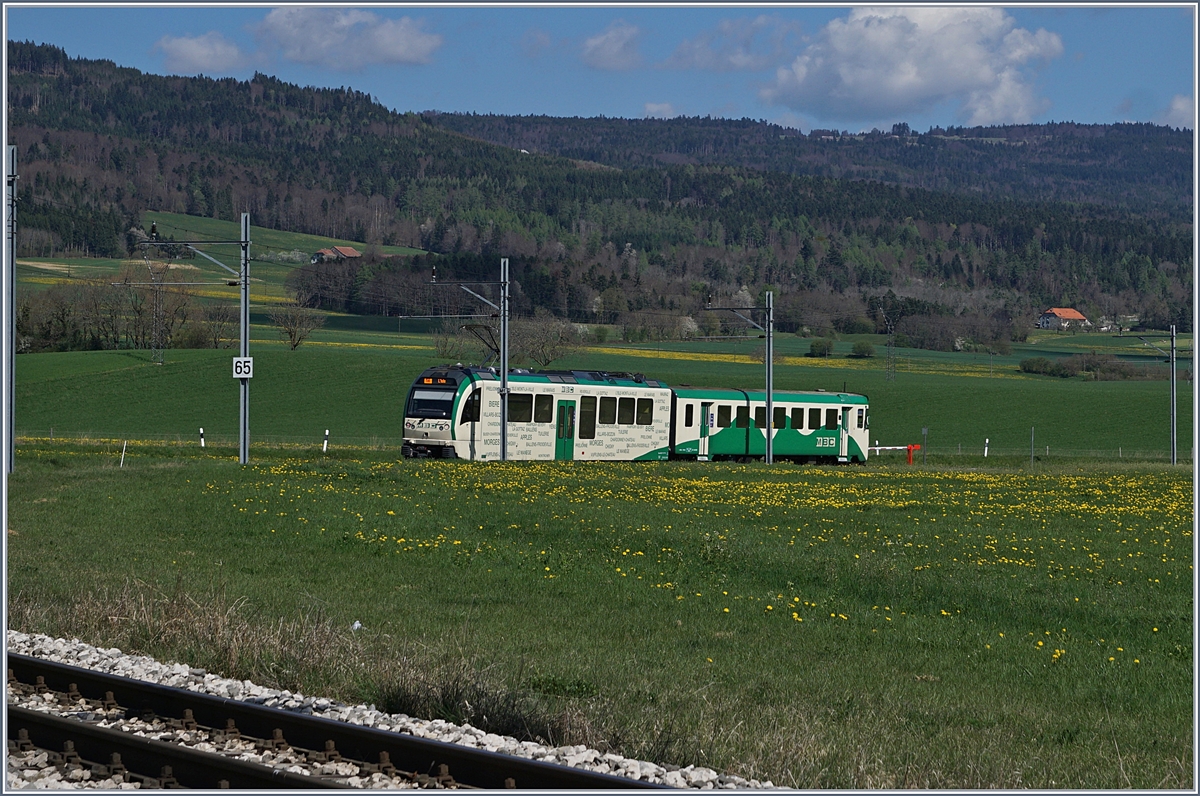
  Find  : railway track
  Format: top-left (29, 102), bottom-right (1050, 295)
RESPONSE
top-left (7, 654), bottom-right (669, 789)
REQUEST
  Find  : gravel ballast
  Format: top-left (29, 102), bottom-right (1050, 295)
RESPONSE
top-left (6, 631), bottom-right (774, 789)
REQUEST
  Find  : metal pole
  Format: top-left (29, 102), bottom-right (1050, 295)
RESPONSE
top-left (6, 145), bottom-right (15, 474)
top-left (239, 213), bottom-right (250, 465)
top-left (765, 291), bottom-right (773, 465)
top-left (499, 258), bottom-right (509, 462)
top-left (1031, 426), bottom-right (1035, 467)
top-left (1170, 325), bottom-right (1176, 465)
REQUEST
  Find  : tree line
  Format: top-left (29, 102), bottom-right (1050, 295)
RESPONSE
top-left (7, 41), bottom-right (1193, 346)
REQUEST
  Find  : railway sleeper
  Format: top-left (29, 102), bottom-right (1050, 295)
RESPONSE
top-left (10, 729), bottom-right (183, 789)
top-left (9, 655), bottom-right (666, 789)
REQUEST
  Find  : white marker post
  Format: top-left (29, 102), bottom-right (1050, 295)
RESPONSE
top-left (200, 427), bottom-right (205, 448)
top-left (984, 438), bottom-right (989, 457)
top-left (323, 429), bottom-right (329, 454)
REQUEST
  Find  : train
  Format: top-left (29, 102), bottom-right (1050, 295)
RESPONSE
top-left (401, 364), bottom-right (871, 463)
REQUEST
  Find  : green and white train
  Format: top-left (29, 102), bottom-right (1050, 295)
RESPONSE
top-left (402, 365), bottom-right (870, 463)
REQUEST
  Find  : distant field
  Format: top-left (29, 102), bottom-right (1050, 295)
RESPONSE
top-left (13, 338), bottom-right (1193, 462)
top-left (140, 211), bottom-right (424, 260)
top-left (16, 211), bottom-right (425, 305)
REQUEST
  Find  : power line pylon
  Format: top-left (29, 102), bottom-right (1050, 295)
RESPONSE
top-left (147, 257), bottom-right (169, 365)
top-left (881, 309), bottom-right (896, 382)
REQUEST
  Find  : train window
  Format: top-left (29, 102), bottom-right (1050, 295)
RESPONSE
top-left (459, 390), bottom-right (480, 423)
top-left (618, 397), bottom-right (636, 425)
top-left (736, 405), bottom-right (749, 428)
top-left (407, 388), bottom-right (455, 419)
top-left (809, 407), bottom-right (821, 430)
top-left (534, 394), bottom-right (554, 424)
top-left (791, 407), bottom-right (804, 429)
top-left (865, 409), bottom-right (870, 428)
top-left (717, 405), bottom-right (731, 427)
top-left (508, 393), bottom-right (534, 423)
top-left (685, 403), bottom-right (694, 427)
top-left (825, 408), bottom-right (838, 429)
top-left (774, 407), bottom-right (787, 429)
top-left (579, 396), bottom-right (597, 439)
top-left (599, 396), bottom-right (617, 424)
top-left (636, 398), bottom-right (654, 425)
top-left (856, 407), bottom-right (864, 429)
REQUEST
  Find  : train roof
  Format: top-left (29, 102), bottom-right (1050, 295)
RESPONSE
top-left (414, 365), bottom-right (866, 401)
top-left (415, 365), bottom-right (669, 389)
top-left (674, 386), bottom-right (867, 403)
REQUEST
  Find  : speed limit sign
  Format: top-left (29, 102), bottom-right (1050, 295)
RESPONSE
top-left (232, 357), bottom-right (254, 378)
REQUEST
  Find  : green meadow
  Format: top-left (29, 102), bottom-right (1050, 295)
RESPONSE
top-left (6, 445), bottom-right (1192, 788)
top-left (13, 334), bottom-right (1192, 461)
top-left (6, 258), bottom-right (1194, 788)
top-left (16, 210), bottom-right (425, 307)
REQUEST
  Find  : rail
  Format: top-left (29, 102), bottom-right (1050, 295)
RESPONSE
top-left (7, 654), bottom-right (668, 790)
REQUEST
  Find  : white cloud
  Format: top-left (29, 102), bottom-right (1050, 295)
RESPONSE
top-left (581, 21), bottom-right (642, 70)
top-left (256, 8), bottom-right (442, 70)
top-left (154, 32), bottom-right (247, 75)
top-left (1156, 94), bottom-right (1195, 130)
top-left (665, 15), bottom-right (801, 72)
top-left (760, 7), bottom-right (1063, 126)
top-left (644, 102), bottom-right (678, 119)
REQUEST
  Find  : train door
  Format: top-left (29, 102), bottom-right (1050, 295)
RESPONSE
top-left (698, 402), bottom-right (712, 461)
top-left (839, 407), bottom-right (850, 462)
top-left (459, 387), bottom-right (481, 460)
top-left (555, 400), bottom-right (576, 460)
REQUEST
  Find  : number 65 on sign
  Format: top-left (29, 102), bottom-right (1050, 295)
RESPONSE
top-left (233, 357), bottom-right (254, 378)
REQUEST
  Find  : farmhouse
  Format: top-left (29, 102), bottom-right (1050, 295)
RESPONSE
top-left (310, 246), bottom-right (362, 264)
top-left (1038, 307), bottom-right (1091, 330)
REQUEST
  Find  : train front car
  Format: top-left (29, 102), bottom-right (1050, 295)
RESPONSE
top-left (401, 366), bottom-right (472, 459)
top-left (402, 366), bottom-right (673, 461)
top-left (671, 388), bottom-right (870, 463)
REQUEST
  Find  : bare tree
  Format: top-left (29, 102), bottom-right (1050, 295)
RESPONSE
top-left (432, 320), bottom-right (485, 363)
top-left (510, 308), bottom-right (580, 368)
top-left (268, 301), bottom-right (325, 350)
top-left (202, 303), bottom-right (237, 349)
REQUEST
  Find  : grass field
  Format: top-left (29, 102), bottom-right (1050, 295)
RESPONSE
top-left (14, 339), bottom-right (1193, 461)
top-left (6, 444), bottom-right (1192, 788)
top-left (5, 258), bottom-right (1194, 787)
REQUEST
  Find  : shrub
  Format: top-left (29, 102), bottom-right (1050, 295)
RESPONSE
top-left (1020, 356), bottom-right (1053, 375)
top-left (851, 341), bottom-right (875, 358)
top-left (808, 338), bottom-right (833, 357)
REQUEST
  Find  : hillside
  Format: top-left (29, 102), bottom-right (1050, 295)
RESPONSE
top-left (423, 113), bottom-right (1194, 220)
top-left (6, 41), bottom-right (1193, 348)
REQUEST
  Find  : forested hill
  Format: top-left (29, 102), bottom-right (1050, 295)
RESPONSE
top-left (424, 113), bottom-right (1193, 220)
top-left (6, 41), bottom-right (1193, 341)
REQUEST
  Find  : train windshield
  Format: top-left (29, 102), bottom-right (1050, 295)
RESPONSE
top-left (406, 388), bottom-right (456, 419)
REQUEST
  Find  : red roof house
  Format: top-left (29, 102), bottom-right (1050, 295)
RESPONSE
top-left (1038, 307), bottom-right (1090, 330)
top-left (310, 246), bottom-right (363, 264)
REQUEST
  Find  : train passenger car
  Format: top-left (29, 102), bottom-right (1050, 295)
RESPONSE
top-left (671, 388), bottom-right (869, 463)
top-left (402, 365), bottom-right (672, 461)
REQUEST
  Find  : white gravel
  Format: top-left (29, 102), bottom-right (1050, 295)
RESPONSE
top-left (6, 631), bottom-right (774, 789)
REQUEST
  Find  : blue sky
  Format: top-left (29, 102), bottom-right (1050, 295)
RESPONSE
top-left (4, 4), bottom-right (1196, 132)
